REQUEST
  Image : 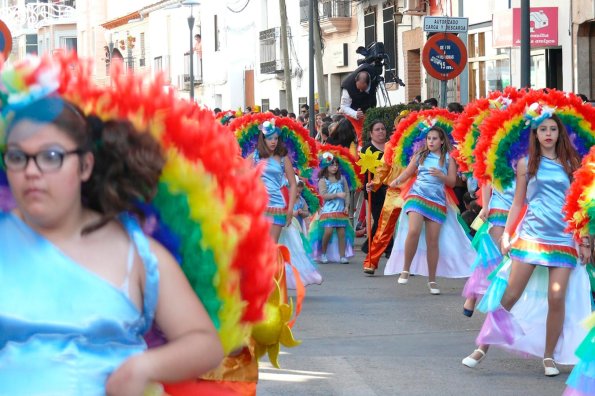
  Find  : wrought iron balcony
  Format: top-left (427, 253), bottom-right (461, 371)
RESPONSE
top-left (0, 1), bottom-right (76, 33)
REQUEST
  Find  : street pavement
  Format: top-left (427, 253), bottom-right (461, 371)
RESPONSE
top-left (257, 238), bottom-right (568, 396)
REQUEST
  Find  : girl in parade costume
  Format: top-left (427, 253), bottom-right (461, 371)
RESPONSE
top-left (309, 144), bottom-right (361, 264)
top-left (384, 109), bottom-right (475, 295)
top-left (387, 126), bottom-right (458, 294)
top-left (361, 110), bottom-right (410, 275)
top-left (313, 154), bottom-right (352, 264)
top-left (280, 179), bottom-right (323, 288)
top-left (0, 85), bottom-right (223, 393)
top-left (249, 120), bottom-right (297, 242)
top-left (4, 54), bottom-right (282, 396)
top-left (461, 180), bottom-right (516, 317)
top-left (563, 146), bottom-right (595, 396)
top-left (462, 105), bottom-right (592, 376)
top-left (454, 93), bottom-right (523, 317)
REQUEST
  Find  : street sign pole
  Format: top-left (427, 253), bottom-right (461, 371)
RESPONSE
top-left (458, 1), bottom-right (468, 104)
top-left (440, 80), bottom-right (447, 108)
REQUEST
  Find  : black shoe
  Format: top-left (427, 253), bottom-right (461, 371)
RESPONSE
top-left (463, 308), bottom-right (474, 317)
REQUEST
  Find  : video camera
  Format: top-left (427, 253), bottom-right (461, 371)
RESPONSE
top-left (356, 42), bottom-right (405, 87)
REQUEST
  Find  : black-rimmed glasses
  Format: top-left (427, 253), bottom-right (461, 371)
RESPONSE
top-left (2, 149), bottom-right (85, 173)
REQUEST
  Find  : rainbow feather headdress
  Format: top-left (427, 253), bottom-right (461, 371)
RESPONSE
top-left (229, 113), bottom-right (318, 176)
top-left (564, 146), bottom-right (595, 241)
top-left (315, 144), bottom-right (363, 190)
top-left (452, 87), bottom-right (524, 176)
top-left (0, 53), bottom-right (277, 354)
top-left (384, 109), bottom-right (459, 167)
top-left (473, 89), bottom-right (595, 191)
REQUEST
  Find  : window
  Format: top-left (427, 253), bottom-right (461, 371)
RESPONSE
top-left (261, 99), bottom-right (270, 112)
top-left (140, 33), bottom-right (145, 67)
top-left (468, 31), bottom-right (510, 100)
top-left (26, 34), bottom-right (38, 55)
top-left (154, 56), bottom-right (163, 72)
top-left (299, 0), bottom-right (309, 23)
top-left (59, 37), bottom-right (77, 52)
top-left (321, 1), bottom-right (351, 18)
top-left (382, 3), bottom-right (396, 83)
top-left (364, 7), bottom-right (376, 48)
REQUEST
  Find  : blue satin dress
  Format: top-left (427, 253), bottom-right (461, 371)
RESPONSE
top-left (404, 152), bottom-right (449, 224)
top-left (0, 212), bottom-right (159, 395)
top-left (487, 180), bottom-right (516, 227)
top-left (254, 150), bottom-right (287, 225)
top-left (511, 157), bottom-right (577, 268)
top-left (320, 177), bottom-right (346, 216)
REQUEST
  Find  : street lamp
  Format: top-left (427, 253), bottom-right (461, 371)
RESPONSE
top-left (182, 0), bottom-right (200, 101)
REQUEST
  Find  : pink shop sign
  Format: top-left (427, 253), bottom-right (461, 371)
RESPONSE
top-left (512, 7), bottom-right (558, 47)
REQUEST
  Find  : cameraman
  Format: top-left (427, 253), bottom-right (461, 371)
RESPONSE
top-left (339, 63), bottom-right (380, 144)
top-left (340, 64), bottom-right (379, 120)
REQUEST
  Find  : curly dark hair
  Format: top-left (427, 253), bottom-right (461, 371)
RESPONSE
top-left (7, 96), bottom-right (165, 234)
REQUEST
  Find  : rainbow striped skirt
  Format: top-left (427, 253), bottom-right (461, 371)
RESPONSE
top-left (403, 195), bottom-right (447, 224)
top-left (510, 238), bottom-right (578, 268)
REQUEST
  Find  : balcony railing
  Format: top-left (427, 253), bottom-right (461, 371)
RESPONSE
top-left (300, 0), bottom-right (352, 34)
top-left (320, 0), bottom-right (351, 19)
top-left (259, 27), bottom-right (291, 74)
top-left (0, 2), bottom-right (76, 33)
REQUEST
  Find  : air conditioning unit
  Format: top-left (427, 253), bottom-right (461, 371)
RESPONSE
top-left (404, 0), bottom-right (426, 15)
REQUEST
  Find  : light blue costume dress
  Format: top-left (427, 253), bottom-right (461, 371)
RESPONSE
top-left (403, 152), bottom-right (449, 224)
top-left (511, 157), bottom-right (577, 267)
top-left (254, 149), bottom-right (287, 226)
top-left (477, 157), bottom-right (590, 364)
top-left (279, 196), bottom-right (323, 288)
top-left (309, 176), bottom-right (354, 262)
top-left (487, 181), bottom-right (516, 227)
top-left (462, 181), bottom-right (516, 300)
top-left (0, 212), bottom-right (159, 395)
top-left (385, 151), bottom-right (476, 278)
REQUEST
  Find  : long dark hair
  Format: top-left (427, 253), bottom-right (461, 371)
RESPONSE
top-left (416, 126), bottom-right (451, 167)
top-left (527, 113), bottom-right (580, 180)
top-left (255, 131), bottom-right (288, 158)
top-left (327, 118), bottom-right (356, 148)
top-left (7, 96), bottom-right (165, 234)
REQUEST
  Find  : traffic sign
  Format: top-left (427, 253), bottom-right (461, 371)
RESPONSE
top-left (423, 16), bottom-right (468, 33)
top-left (422, 33), bottom-right (467, 81)
top-left (0, 20), bottom-right (12, 60)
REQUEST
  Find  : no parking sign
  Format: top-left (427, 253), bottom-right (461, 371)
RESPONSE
top-left (0, 20), bottom-right (12, 60)
top-left (422, 33), bottom-right (467, 81)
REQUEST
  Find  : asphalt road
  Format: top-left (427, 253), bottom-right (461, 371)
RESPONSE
top-left (257, 238), bottom-right (568, 396)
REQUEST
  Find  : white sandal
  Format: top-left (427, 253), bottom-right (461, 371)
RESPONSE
top-left (462, 348), bottom-right (486, 368)
top-left (427, 281), bottom-right (440, 295)
top-left (543, 358), bottom-right (560, 377)
top-left (397, 271), bottom-right (410, 284)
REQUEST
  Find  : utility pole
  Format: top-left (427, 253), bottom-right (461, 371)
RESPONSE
top-left (313, 2), bottom-right (327, 113)
top-left (520, 0), bottom-right (531, 88)
top-left (308, 0), bottom-right (315, 136)
top-left (279, 0), bottom-right (294, 112)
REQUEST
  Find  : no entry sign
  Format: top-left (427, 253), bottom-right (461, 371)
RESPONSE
top-left (422, 33), bottom-right (467, 81)
top-left (0, 20), bottom-right (11, 60)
